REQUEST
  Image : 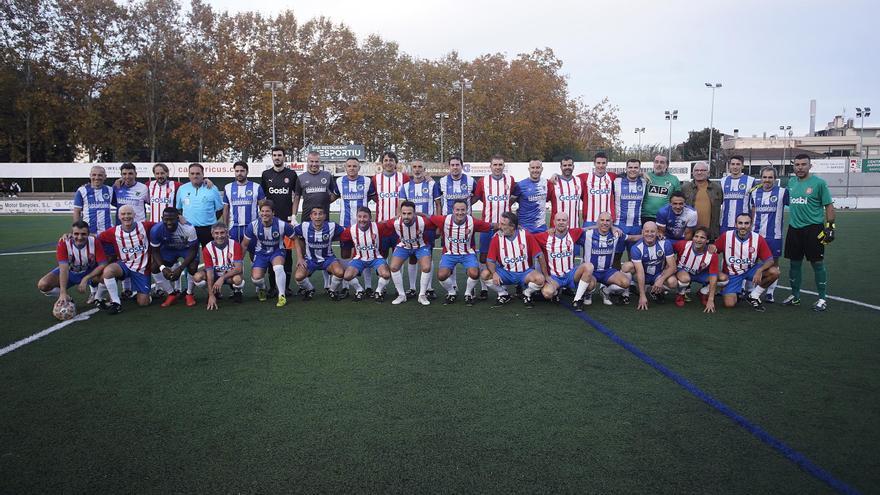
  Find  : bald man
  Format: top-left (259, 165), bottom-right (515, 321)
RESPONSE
top-left (97, 205), bottom-right (158, 313)
top-left (622, 221), bottom-right (678, 310)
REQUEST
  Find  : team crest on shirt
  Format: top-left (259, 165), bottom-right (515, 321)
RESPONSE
top-left (656, 249), bottom-right (663, 257)
top-left (738, 184), bottom-right (746, 190)
top-left (284, 178), bottom-right (290, 183)
top-left (357, 184), bottom-right (364, 191)
top-left (321, 178), bottom-right (328, 184)
top-left (245, 190), bottom-right (253, 196)
top-left (748, 247), bottom-right (755, 254)
top-left (103, 193), bottom-right (111, 200)
top-left (806, 187), bottom-right (813, 194)
top-left (770, 196), bottom-right (777, 202)
top-left (272, 232), bottom-right (279, 238)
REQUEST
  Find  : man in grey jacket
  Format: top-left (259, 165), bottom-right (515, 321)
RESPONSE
top-left (680, 161), bottom-right (723, 240)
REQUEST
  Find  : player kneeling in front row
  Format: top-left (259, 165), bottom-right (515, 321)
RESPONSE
top-left (429, 199), bottom-right (493, 305)
top-left (191, 222), bottom-right (245, 309)
top-left (38, 220), bottom-right (108, 309)
top-left (292, 206), bottom-right (345, 301)
top-left (149, 207), bottom-right (200, 307)
top-left (672, 226), bottom-right (728, 312)
top-left (534, 212), bottom-right (593, 310)
top-left (623, 221), bottom-right (678, 311)
top-left (713, 213), bottom-right (779, 312)
top-left (581, 211), bottom-right (632, 306)
top-left (97, 205), bottom-right (156, 313)
top-left (339, 207), bottom-right (392, 302)
top-left (242, 200), bottom-right (297, 307)
top-left (386, 201), bottom-right (434, 305)
top-left (481, 212), bottom-right (546, 308)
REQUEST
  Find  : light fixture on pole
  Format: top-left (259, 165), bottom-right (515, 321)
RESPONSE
top-left (665, 110), bottom-right (678, 162)
top-left (263, 81), bottom-right (282, 147)
top-left (853, 107), bottom-right (871, 196)
top-left (779, 125), bottom-right (791, 172)
top-left (452, 78), bottom-right (473, 162)
top-left (435, 112), bottom-right (450, 163)
top-left (705, 82), bottom-right (722, 165)
top-left (634, 128), bottom-right (645, 159)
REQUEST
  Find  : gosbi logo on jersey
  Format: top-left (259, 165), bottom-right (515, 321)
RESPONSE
top-left (589, 188), bottom-right (611, 195)
top-left (378, 192), bottom-right (397, 199)
top-left (447, 238), bottom-right (468, 244)
top-left (503, 255), bottom-right (527, 265)
top-left (728, 256), bottom-right (754, 265)
top-left (268, 187), bottom-right (289, 194)
top-left (790, 197), bottom-right (808, 204)
top-left (121, 245), bottom-right (147, 254)
top-left (549, 251), bottom-right (572, 259)
top-left (486, 194), bottom-right (509, 202)
top-left (559, 194), bottom-right (579, 201)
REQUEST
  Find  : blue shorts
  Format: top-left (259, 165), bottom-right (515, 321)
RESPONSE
top-left (306, 257), bottom-right (338, 275)
top-left (424, 229), bottom-right (437, 246)
top-left (524, 224), bottom-right (547, 234)
top-left (593, 268), bottom-right (620, 285)
top-left (615, 224), bottom-right (642, 253)
top-left (159, 247), bottom-right (198, 264)
top-left (379, 234), bottom-right (399, 255)
top-left (678, 269), bottom-right (716, 286)
top-left (722, 264), bottom-right (762, 295)
top-left (392, 245), bottom-right (432, 260)
top-left (229, 225), bottom-right (248, 244)
top-left (551, 267), bottom-right (579, 290)
top-left (117, 262), bottom-right (151, 294)
top-left (495, 266), bottom-right (534, 287)
top-left (349, 258), bottom-right (387, 274)
top-left (766, 238), bottom-right (783, 258)
top-left (478, 231), bottom-right (494, 255)
top-left (253, 248), bottom-right (286, 270)
top-left (51, 267), bottom-right (96, 288)
top-left (440, 253), bottom-right (479, 270)
top-left (340, 239), bottom-right (354, 251)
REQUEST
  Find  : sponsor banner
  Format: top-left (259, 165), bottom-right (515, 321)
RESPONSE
top-left (0, 199), bottom-right (74, 214)
top-left (862, 158), bottom-right (880, 173)
top-left (307, 144), bottom-right (366, 161)
top-left (806, 158), bottom-right (847, 174)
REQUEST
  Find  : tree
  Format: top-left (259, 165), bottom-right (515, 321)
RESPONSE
top-left (679, 127), bottom-right (722, 162)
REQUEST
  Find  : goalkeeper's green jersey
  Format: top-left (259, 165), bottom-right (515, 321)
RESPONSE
top-left (787, 175), bottom-right (832, 228)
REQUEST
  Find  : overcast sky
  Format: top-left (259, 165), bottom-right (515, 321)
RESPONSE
top-left (207, 0), bottom-right (879, 147)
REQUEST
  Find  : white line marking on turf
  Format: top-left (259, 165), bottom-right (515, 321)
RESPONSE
top-left (0, 250), bottom-right (54, 256)
top-left (0, 308), bottom-right (99, 358)
top-left (776, 285), bottom-right (880, 312)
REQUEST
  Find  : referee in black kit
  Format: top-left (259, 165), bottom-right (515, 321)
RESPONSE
top-left (261, 146), bottom-right (299, 297)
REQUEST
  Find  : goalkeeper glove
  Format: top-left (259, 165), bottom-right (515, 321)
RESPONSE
top-left (817, 221), bottom-right (835, 245)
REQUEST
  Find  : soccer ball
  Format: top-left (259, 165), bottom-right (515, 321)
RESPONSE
top-left (52, 300), bottom-right (77, 321)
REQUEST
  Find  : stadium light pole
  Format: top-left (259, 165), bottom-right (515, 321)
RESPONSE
top-left (453, 78), bottom-right (473, 162)
top-left (665, 110), bottom-right (678, 162)
top-left (705, 83), bottom-right (722, 166)
top-left (263, 81), bottom-right (282, 147)
top-left (435, 112), bottom-right (450, 163)
top-left (634, 127), bottom-right (645, 159)
top-left (853, 107), bottom-right (871, 196)
top-left (779, 125), bottom-right (791, 173)
top-left (301, 112), bottom-right (310, 161)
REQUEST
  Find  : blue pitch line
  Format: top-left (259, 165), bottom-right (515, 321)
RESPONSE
top-left (566, 305), bottom-right (860, 495)
top-left (0, 242), bottom-right (56, 254)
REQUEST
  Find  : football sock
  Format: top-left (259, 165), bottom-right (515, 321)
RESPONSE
top-left (419, 271), bottom-right (432, 296)
top-left (186, 274), bottom-right (195, 295)
top-left (426, 264), bottom-right (435, 291)
top-left (322, 271), bottom-right (331, 289)
top-left (153, 271), bottom-right (173, 293)
top-left (376, 277), bottom-right (390, 294)
top-left (252, 277), bottom-right (266, 290)
top-left (391, 270), bottom-right (406, 295)
top-left (299, 277), bottom-right (314, 291)
top-left (272, 265), bottom-right (286, 295)
top-left (523, 282), bottom-right (542, 297)
top-left (348, 278), bottom-right (363, 293)
top-left (575, 280), bottom-right (590, 300)
top-left (767, 280), bottom-right (778, 297)
top-left (811, 261), bottom-right (827, 299)
top-left (608, 284), bottom-right (626, 294)
top-left (194, 279), bottom-right (206, 288)
top-left (749, 285), bottom-right (766, 299)
top-left (699, 284), bottom-right (710, 295)
top-left (465, 276), bottom-right (478, 296)
top-left (486, 279), bottom-right (508, 296)
top-left (232, 281), bottom-right (245, 291)
top-left (122, 278), bottom-right (131, 292)
top-left (679, 280), bottom-right (691, 294)
top-left (104, 278), bottom-right (121, 304)
top-left (94, 283), bottom-right (107, 301)
top-left (408, 263), bottom-right (418, 291)
top-left (330, 276), bottom-right (342, 292)
top-left (42, 288), bottom-right (61, 297)
top-left (439, 277), bottom-right (455, 294)
top-left (363, 268), bottom-right (373, 290)
top-left (789, 259), bottom-right (803, 298)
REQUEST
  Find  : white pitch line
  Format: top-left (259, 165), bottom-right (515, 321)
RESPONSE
top-left (0, 308), bottom-right (99, 358)
top-left (0, 249), bottom-right (54, 256)
top-left (776, 285), bottom-right (880, 312)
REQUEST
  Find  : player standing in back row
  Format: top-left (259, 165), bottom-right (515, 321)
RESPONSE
top-left (720, 155), bottom-right (755, 234)
top-left (261, 147), bottom-right (299, 297)
top-left (473, 154), bottom-right (520, 299)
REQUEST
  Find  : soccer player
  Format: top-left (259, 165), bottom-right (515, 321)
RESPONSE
top-left (579, 152), bottom-right (616, 227)
top-left (720, 155), bottom-right (756, 234)
top-left (714, 213), bottom-right (779, 311)
top-left (473, 154), bottom-right (520, 299)
top-left (515, 159), bottom-right (549, 233)
top-left (656, 192), bottom-right (697, 241)
top-left (397, 160), bottom-right (441, 299)
top-left (672, 226), bottom-right (728, 312)
top-left (292, 206), bottom-right (345, 300)
top-left (613, 158), bottom-right (648, 264)
top-left (114, 162), bottom-right (149, 223)
top-left (750, 166), bottom-right (789, 302)
top-left (624, 221), bottom-right (677, 310)
top-left (97, 205), bottom-right (157, 313)
top-left (428, 199), bottom-right (493, 305)
top-left (534, 212), bottom-right (594, 311)
top-left (378, 201), bottom-right (433, 305)
top-left (241, 200), bottom-right (297, 307)
top-left (335, 156), bottom-right (377, 297)
top-left (547, 155), bottom-right (584, 228)
top-left (482, 212), bottom-right (546, 308)
top-left (642, 155), bottom-right (681, 224)
top-left (581, 211), bottom-right (631, 305)
top-left (373, 151), bottom-right (410, 259)
top-left (149, 207), bottom-right (200, 307)
top-left (191, 222), bottom-right (245, 309)
top-left (147, 163), bottom-right (181, 221)
top-left (783, 154), bottom-right (835, 311)
top-left (223, 161), bottom-right (265, 245)
top-left (292, 151), bottom-right (338, 221)
top-left (261, 146), bottom-right (299, 297)
top-left (437, 155), bottom-right (477, 215)
top-left (73, 165), bottom-right (115, 234)
top-left (176, 163), bottom-right (224, 247)
top-left (37, 220), bottom-right (107, 306)
top-left (339, 207), bottom-right (393, 302)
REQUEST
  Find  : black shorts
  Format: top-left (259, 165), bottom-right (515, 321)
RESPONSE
top-left (195, 226), bottom-right (214, 247)
top-left (784, 224), bottom-right (824, 262)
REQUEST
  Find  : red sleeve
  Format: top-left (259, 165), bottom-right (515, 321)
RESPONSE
top-left (202, 246), bottom-right (214, 268)
top-left (94, 241), bottom-right (107, 263)
top-left (545, 180), bottom-right (556, 202)
top-left (143, 221), bottom-right (156, 231)
top-left (608, 172), bottom-right (617, 182)
top-left (401, 173), bottom-right (410, 184)
top-left (56, 239), bottom-right (68, 262)
top-left (532, 232), bottom-right (548, 257)
top-left (378, 221), bottom-right (395, 237)
top-left (714, 236), bottom-right (725, 252)
top-left (673, 240), bottom-right (686, 256)
top-left (339, 228), bottom-right (352, 243)
top-left (526, 232), bottom-right (542, 259)
top-left (232, 241), bottom-right (243, 261)
top-left (569, 228), bottom-right (585, 243)
top-left (473, 219), bottom-right (493, 232)
top-left (756, 236), bottom-right (773, 260)
top-left (486, 234), bottom-right (499, 262)
top-left (427, 215), bottom-right (445, 229)
top-left (473, 178), bottom-right (485, 200)
top-left (576, 172), bottom-right (588, 180)
top-left (708, 253), bottom-right (719, 275)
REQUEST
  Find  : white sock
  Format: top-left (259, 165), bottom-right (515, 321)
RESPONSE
top-left (186, 274), bottom-right (194, 295)
top-left (426, 264), bottom-right (434, 291)
top-left (363, 268), bottom-right (373, 290)
top-left (479, 265), bottom-right (488, 290)
top-left (575, 280), bottom-right (590, 300)
top-left (104, 278), bottom-right (121, 304)
top-left (376, 277), bottom-right (390, 294)
top-left (330, 276), bottom-right (342, 292)
top-left (439, 277), bottom-right (455, 294)
top-left (523, 282), bottom-right (542, 297)
top-left (348, 278), bottom-right (363, 293)
top-left (749, 285), bottom-right (767, 299)
top-left (698, 284), bottom-right (709, 295)
top-left (608, 284), bottom-right (625, 295)
top-left (122, 278), bottom-right (131, 292)
top-left (42, 288), bottom-right (61, 297)
top-left (451, 266), bottom-right (458, 286)
top-left (486, 279), bottom-right (508, 295)
top-left (299, 277), bottom-right (314, 290)
top-left (408, 263), bottom-right (418, 291)
top-left (322, 271), bottom-right (331, 290)
top-left (419, 271), bottom-right (432, 296)
top-left (465, 277), bottom-right (478, 296)
top-left (391, 270), bottom-right (406, 295)
top-left (94, 283), bottom-right (107, 301)
top-left (767, 280), bottom-right (778, 296)
top-left (232, 281), bottom-right (245, 290)
top-left (252, 277), bottom-right (266, 290)
top-left (272, 265), bottom-right (286, 295)
top-left (154, 271), bottom-right (173, 293)
top-left (194, 280), bottom-right (207, 288)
